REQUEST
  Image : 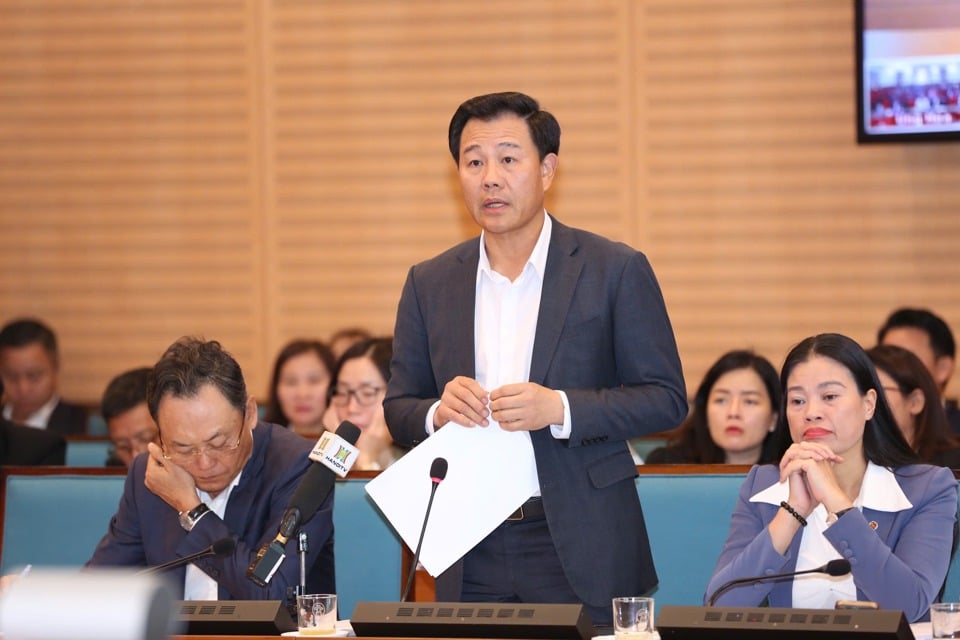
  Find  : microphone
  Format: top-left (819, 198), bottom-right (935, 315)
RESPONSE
top-left (707, 558), bottom-right (851, 606)
top-left (246, 421), bottom-right (362, 587)
top-left (137, 537), bottom-right (236, 575)
top-left (401, 457), bottom-right (448, 602)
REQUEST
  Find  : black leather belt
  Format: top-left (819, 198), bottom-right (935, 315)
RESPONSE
top-left (506, 497), bottom-right (545, 522)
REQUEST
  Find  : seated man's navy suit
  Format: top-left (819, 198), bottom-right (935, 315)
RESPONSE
top-left (88, 421), bottom-right (334, 600)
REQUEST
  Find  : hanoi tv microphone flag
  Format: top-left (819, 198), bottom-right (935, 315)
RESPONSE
top-left (246, 421), bottom-right (361, 587)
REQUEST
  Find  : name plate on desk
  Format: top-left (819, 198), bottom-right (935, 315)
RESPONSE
top-left (351, 601), bottom-right (592, 639)
top-left (177, 600), bottom-right (296, 635)
top-left (657, 605), bottom-right (911, 640)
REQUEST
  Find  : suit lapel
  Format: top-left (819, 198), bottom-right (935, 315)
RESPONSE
top-left (529, 219), bottom-right (582, 385)
top-left (446, 240), bottom-right (480, 379)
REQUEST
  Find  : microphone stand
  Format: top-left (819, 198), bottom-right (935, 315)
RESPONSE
top-left (286, 530), bottom-right (309, 624)
top-left (298, 530), bottom-right (308, 597)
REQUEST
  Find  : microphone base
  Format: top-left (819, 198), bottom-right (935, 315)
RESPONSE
top-left (351, 601), bottom-right (592, 640)
top-left (657, 605), bottom-right (911, 640)
top-left (177, 600), bottom-right (296, 635)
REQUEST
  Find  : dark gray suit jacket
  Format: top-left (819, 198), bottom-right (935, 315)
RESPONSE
top-left (0, 418), bottom-right (66, 465)
top-left (384, 216), bottom-right (687, 607)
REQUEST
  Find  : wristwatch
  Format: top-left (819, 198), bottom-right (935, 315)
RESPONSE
top-left (178, 503), bottom-right (211, 532)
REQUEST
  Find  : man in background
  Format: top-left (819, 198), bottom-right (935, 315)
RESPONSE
top-left (385, 92), bottom-right (687, 623)
top-left (0, 318), bottom-right (86, 434)
top-left (101, 367), bottom-right (159, 467)
top-left (878, 307), bottom-right (960, 433)
top-left (88, 337), bottom-right (335, 601)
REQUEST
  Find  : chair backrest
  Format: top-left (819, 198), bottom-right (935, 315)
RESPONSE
top-left (65, 439), bottom-right (113, 467)
top-left (940, 481), bottom-right (960, 601)
top-left (334, 476), bottom-right (403, 618)
top-left (1, 469), bottom-right (405, 616)
top-left (0, 468), bottom-right (126, 574)
top-left (635, 465), bottom-right (748, 608)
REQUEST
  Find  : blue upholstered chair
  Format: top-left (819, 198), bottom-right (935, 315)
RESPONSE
top-left (940, 482), bottom-right (960, 601)
top-left (65, 439), bottom-right (114, 466)
top-left (0, 470), bottom-right (126, 574)
top-left (635, 467), bottom-right (748, 608)
top-left (333, 477), bottom-right (403, 618)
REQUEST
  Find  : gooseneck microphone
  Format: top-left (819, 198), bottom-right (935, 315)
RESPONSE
top-left (137, 537), bottom-right (236, 575)
top-left (246, 421), bottom-right (362, 587)
top-left (707, 558), bottom-right (851, 606)
top-left (401, 457), bottom-right (448, 602)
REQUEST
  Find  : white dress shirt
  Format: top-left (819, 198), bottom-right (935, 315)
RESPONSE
top-left (423, 212), bottom-right (572, 497)
top-left (183, 472), bottom-right (243, 600)
top-left (2, 395), bottom-right (59, 429)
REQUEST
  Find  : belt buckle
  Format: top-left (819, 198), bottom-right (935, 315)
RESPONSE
top-left (507, 506), bottom-right (524, 521)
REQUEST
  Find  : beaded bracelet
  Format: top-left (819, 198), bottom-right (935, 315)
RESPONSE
top-left (780, 500), bottom-right (808, 527)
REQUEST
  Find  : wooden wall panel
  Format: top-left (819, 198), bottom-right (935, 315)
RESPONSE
top-left (1, 0), bottom-right (959, 409)
top-left (263, 0), bottom-right (633, 366)
top-left (0, 0), bottom-right (266, 400)
top-left (635, 0), bottom-right (960, 396)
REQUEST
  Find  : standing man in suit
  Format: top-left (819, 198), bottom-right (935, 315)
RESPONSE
top-left (877, 307), bottom-right (960, 434)
top-left (384, 92), bottom-right (687, 623)
top-left (0, 318), bottom-right (87, 435)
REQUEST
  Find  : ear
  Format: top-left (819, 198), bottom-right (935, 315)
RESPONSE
top-left (933, 355), bottom-right (955, 392)
top-left (540, 153), bottom-right (558, 190)
top-left (245, 396), bottom-right (259, 430)
top-left (905, 387), bottom-right (926, 416)
top-left (767, 413), bottom-right (777, 433)
top-left (863, 388), bottom-right (877, 420)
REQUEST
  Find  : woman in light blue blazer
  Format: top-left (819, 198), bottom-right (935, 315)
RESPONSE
top-left (706, 333), bottom-right (957, 622)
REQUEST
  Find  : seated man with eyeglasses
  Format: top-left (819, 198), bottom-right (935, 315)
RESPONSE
top-left (100, 367), bottom-right (159, 467)
top-left (87, 337), bottom-right (335, 601)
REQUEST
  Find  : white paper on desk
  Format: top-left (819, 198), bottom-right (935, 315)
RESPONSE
top-left (365, 421), bottom-right (539, 577)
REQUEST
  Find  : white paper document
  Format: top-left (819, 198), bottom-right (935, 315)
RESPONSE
top-left (365, 421), bottom-right (539, 576)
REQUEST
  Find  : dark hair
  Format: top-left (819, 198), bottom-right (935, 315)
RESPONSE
top-left (329, 327), bottom-right (372, 346)
top-left (146, 338), bottom-right (247, 421)
top-left (878, 307), bottom-right (956, 359)
top-left (331, 337), bottom-right (393, 391)
top-left (867, 344), bottom-right (959, 463)
top-left (448, 92), bottom-right (561, 163)
top-left (780, 333), bottom-right (918, 468)
top-left (663, 350), bottom-right (784, 463)
top-left (101, 367), bottom-right (151, 421)
top-left (0, 318), bottom-right (59, 366)
top-left (264, 339), bottom-right (336, 425)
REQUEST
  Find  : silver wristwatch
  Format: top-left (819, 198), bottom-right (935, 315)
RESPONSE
top-left (178, 503), bottom-right (211, 532)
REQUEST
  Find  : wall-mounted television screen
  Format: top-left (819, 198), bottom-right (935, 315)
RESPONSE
top-left (856, 0), bottom-right (960, 143)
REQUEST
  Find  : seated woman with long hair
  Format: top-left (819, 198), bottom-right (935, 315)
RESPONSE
top-left (706, 333), bottom-right (956, 622)
top-left (646, 350), bottom-right (785, 464)
top-left (328, 337), bottom-right (405, 470)
top-left (868, 344), bottom-right (960, 468)
top-left (264, 339), bottom-right (336, 439)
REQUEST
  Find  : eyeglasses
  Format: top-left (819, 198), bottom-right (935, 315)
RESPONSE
top-left (161, 411), bottom-right (246, 464)
top-left (329, 385), bottom-right (385, 407)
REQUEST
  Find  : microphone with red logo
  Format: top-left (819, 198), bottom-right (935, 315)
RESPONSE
top-left (400, 457), bottom-right (448, 602)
